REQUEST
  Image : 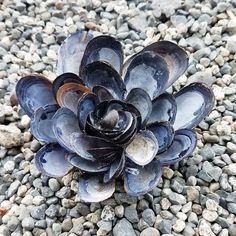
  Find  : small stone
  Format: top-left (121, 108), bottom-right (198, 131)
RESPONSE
top-left (62, 218), bottom-right (73, 231)
top-left (52, 223), bottom-right (62, 235)
top-left (160, 198), bottom-right (171, 210)
top-left (101, 205), bottom-right (115, 221)
top-left (183, 224), bottom-right (195, 236)
top-left (97, 220), bottom-right (112, 234)
top-left (124, 205), bottom-right (139, 223)
top-left (199, 219), bottom-right (214, 236)
top-left (162, 167), bottom-right (174, 179)
top-left (227, 36), bottom-right (236, 53)
top-left (21, 115), bottom-right (31, 128)
top-left (172, 219), bottom-right (185, 233)
top-left (45, 204), bottom-right (58, 218)
top-left (140, 227), bottom-right (160, 236)
top-left (202, 209), bottom-right (218, 222)
top-left (206, 199), bottom-right (218, 211)
top-left (17, 185), bottom-right (28, 197)
top-left (227, 203), bottom-right (236, 214)
top-left (224, 163), bottom-right (236, 175)
top-left (128, 13), bottom-right (148, 32)
top-left (212, 223), bottom-right (222, 235)
top-left (7, 216), bottom-right (19, 231)
top-left (3, 160), bottom-right (15, 173)
top-left (229, 224), bottom-right (236, 236)
top-left (169, 191), bottom-right (186, 205)
top-left (141, 209), bottom-right (155, 226)
top-left (31, 62), bottom-right (46, 72)
top-left (200, 146), bottom-right (215, 160)
top-left (0, 124), bottom-right (22, 148)
top-left (115, 205), bottom-right (124, 218)
top-left (216, 217), bottom-right (230, 228)
top-left (48, 178), bottom-right (60, 192)
top-left (22, 217), bottom-right (35, 230)
top-left (30, 205), bottom-right (46, 220)
top-left (7, 180), bottom-right (21, 198)
top-left (113, 218), bottom-right (136, 236)
top-left (56, 186), bottom-right (71, 198)
top-left (158, 220), bottom-right (172, 234)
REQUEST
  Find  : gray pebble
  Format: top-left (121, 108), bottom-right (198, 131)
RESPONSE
top-left (30, 205), bottom-right (46, 220)
top-left (21, 217), bottom-right (35, 230)
top-left (157, 220), bottom-right (172, 234)
top-left (141, 209), bottom-right (155, 226)
top-left (124, 205), bottom-right (139, 223)
top-left (140, 227), bottom-right (160, 236)
top-left (113, 218), bottom-right (136, 236)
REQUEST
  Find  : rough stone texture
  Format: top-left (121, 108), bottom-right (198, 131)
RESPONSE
top-left (113, 218), bottom-right (136, 236)
top-left (0, 124), bottom-right (22, 148)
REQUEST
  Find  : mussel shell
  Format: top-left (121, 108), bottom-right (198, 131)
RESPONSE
top-left (67, 153), bottom-right (109, 173)
top-left (157, 129), bottom-right (197, 165)
top-left (147, 92), bottom-right (177, 125)
top-left (124, 159), bottom-right (162, 196)
top-left (173, 83), bottom-right (215, 130)
top-left (147, 122), bottom-right (174, 153)
top-left (123, 51), bottom-right (169, 99)
top-left (52, 107), bottom-right (81, 152)
top-left (16, 75), bottom-right (56, 117)
top-left (79, 175), bottom-right (115, 202)
top-left (92, 85), bottom-right (114, 102)
top-left (70, 133), bottom-right (117, 161)
top-left (35, 144), bottom-right (73, 177)
top-left (77, 93), bottom-right (99, 131)
top-left (143, 40), bottom-right (188, 90)
top-left (80, 35), bottom-right (123, 74)
top-left (125, 130), bottom-right (158, 166)
top-left (81, 61), bottom-right (126, 100)
top-left (125, 88), bottom-right (152, 125)
top-left (57, 30), bottom-right (93, 76)
top-left (31, 104), bottom-right (59, 143)
top-left (103, 153), bottom-right (126, 183)
top-left (56, 82), bottom-right (91, 114)
top-left (52, 72), bottom-right (84, 97)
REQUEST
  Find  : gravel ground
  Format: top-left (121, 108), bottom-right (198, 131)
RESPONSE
top-left (0, 0), bottom-right (236, 235)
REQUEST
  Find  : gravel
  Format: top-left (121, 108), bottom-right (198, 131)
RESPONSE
top-left (0, 0), bottom-right (236, 235)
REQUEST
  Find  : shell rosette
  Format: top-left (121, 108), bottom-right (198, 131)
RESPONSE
top-left (15, 30), bottom-right (215, 202)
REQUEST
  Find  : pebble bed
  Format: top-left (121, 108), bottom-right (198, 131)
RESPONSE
top-left (0, 0), bottom-right (236, 235)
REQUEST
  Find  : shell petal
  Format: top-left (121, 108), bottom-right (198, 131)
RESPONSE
top-left (103, 153), bottom-right (126, 183)
top-left (173, 83), bottom-right (215, 130)
top-left (57, 30), bottom-right (93, 76)
top-left (77, 93), bottom-right (99, 131)
top-left (80, 35), bottom-right (123, 74)
top-left (157, 129), bottom-right (197, 165)
top-left (123, 51), bottom-right (169, 99)
top-left (16, 75), bottom-right (56, 117)
top-left (125, 130), bottom-right (158, 166)
top-left (52, 107), bottom-right (81, 152)
top-left (126, 88), bottom-right (152, 125)
top-left (70, 133), bottom-right (116, 161)
top-left (56, 82), bottom-right (91, 114)
top-left (81, 61), bottom-right (126, 100)
top-left (31, 104), bottom-right (59, 143)
top-left (52, 72), bottom-right (84, 97)
top-left (124, 160), bottom-right (162, 196)
top-left (147, 92), bottom-right (177, 125)
top-left (143, 40), bottom-right (188, 90)
top-left (79, 175), bottom-right (115, 202)
top-left (35, 144), bottom-right (73, 177)
top-left (67, 153), bottom-right (109, 173)
top-left (147, 122), bottom-right (174, 153)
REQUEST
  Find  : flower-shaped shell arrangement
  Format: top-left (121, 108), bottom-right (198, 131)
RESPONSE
top-left (15, 31), bottom-right (215, 202)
